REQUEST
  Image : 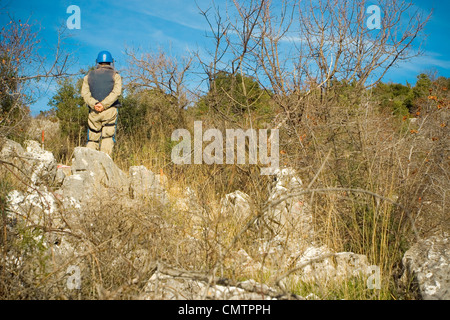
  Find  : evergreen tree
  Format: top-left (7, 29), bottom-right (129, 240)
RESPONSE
top-left (49, 77), bottom-right (88, 146)
top-left (197, 71), bottom-right (272, 124)
top-left (413, 73), bottom-right (432, 99)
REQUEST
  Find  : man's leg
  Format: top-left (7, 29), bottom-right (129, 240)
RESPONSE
top-left (86, 111), bottom-right (102, 151)
top-left (100, 107), bottom-right (118, 156)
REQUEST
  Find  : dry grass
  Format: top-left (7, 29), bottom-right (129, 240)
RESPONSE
top-left (1, 86), bottom-right (448, 300)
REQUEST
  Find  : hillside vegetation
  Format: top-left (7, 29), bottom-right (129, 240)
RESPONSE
top-left (1, 0), bottom-right (448, 300)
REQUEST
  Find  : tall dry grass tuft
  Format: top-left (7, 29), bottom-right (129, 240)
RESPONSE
top-left (2, 76), bottom-right (447, 300)
top-left (269, 84), bottom-right (448, 298)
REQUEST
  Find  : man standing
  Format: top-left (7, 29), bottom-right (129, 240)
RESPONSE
top-left (81, 50), bottom-right (122, 156)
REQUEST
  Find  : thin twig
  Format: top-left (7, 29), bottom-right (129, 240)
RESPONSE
top-left (274, 252), bottom-right (337, 292)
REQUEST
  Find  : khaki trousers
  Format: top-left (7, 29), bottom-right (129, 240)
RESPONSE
top-left (86, 107), bottom-right (118, 156)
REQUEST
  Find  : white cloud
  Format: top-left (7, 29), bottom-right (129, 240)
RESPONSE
top-left (396, 51), bottom-right (450, 72)
top-left (112, 0), bottom-right (211, 32)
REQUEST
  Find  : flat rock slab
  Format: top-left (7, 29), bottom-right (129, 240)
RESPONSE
top-left (402, 235), bottom-right (450, 300)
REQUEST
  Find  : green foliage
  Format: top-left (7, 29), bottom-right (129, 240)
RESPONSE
top-left (196, 71), bottom-right (273, 125)
top-left (0, 175), bottom-right (12, 221)
top-left (0, 52), bottom-right (30, 139)
top-left (0, 54), bottom-right (19, 116)
top-left (119, 88), bottom-right (184, 138)
top-left (330, 79), bottom-right (365, 106)
top-left (16, 225), bottom-right (47, 257)
top-left (372, 82), bottom-right (413, 116)
top-left (117, 93), bottom-right (143, 136)
top-left (370, 73), bottom-right (449, 119)
top-left (118, 88), bottom-right (185, 151)
top-left (46, 78), bottom-right (89, 162)
top-left (434, 76), bottom-right (450, 91)
top-left (48, 77), bottom-right (88, 160)
top-left (412, 73), bottom-right (432, 99)
top-left (114, 88), bottom-right (187, 168)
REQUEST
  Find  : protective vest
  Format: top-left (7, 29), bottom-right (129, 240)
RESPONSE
top-left (88, 66), bottom-right (120, 107)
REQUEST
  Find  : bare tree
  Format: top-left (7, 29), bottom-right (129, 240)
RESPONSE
top-left (194, 0), bottom-right (274, 127)
top-left (0, 9), bottom-right (76, 138)
top-left (295, 0), bottom-right (431, 89)
top-left (196, 0), bottom-right (431, 127)
top-left (125, 47), bottom-right (193, 109)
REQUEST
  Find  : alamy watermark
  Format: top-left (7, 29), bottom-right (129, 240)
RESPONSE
top-left (64, 4), bottom-right (379, 33)
top-left (171, 121), bottom-right (279, 175)
top-left (66, 265), bottom-right (81, 290)
top-left (367, 265), bottom-right (381, 289)
top-left (366, 5), bottom-right (381, 30)
top-left (66, 5), bottom-right (81, 30)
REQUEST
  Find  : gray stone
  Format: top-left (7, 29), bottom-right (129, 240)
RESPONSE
top-left (0, 139), bottom-right (57, 187)
top-left (54, 165), bottom-right (71, 186)
top-left (143, 271), bottom-right (280, 300)
top-left (60, 147), bottom-right (129, 201)
top-left (402, 235), bottom-right (450, 300)
top-left (286, 246), bottom-right (370, 283)
top-left (0, 138), bottom-right (25, 160)
top-left (129, 165), bottom-right (168, 204)
top-left (24, 140), bottom-right (57, 186)
top-left (129, 165), bottom-right (156, 199)
top-left (265, 168), bottom-right (314, 241)
top-left (220, 190), bottom-right (252, 223)
top-left (7, 188), bottom-right (80, 228)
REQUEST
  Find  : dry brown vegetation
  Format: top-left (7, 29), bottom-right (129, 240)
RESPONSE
top-left (1, 0), bottom-right (448, 300)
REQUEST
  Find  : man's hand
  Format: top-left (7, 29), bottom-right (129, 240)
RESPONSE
top-left (94, 102), bottom-right (104, 113)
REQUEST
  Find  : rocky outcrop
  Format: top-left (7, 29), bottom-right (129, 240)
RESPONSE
top-left (402, 235), bottom-right (450, 300)
top-left (144, 271), bottom-right (281, 300)
top-left (54, 147), bottom-right (169, 204)
top-left (265, 168), bottom-right (314, 241)
top-left (0, 138), bottom-right (25, 163)
top-left (220, 190), bottom-right (252, 223)
top-left (25, 140), bottom-right (57, 186)
top-left (129, 165), bottom-right (168, 204)
top-left (7, 188), bottom-right (80, 229)
top-left (142, 262), bottom-right (294, 300)
top-left (3, 140), bottom-right (169, 221)
top-left (58, 147), bottom-right (129, 202)
top-left (2, 139), bottom-right (77, 243)
top-left (216, 167), bottom-right (372, 286)
top-left (6, 139), bottom-right (449, 300)
top-left (282, 246), bottom-right (370, 284)
top-left (1, 139), bottom-right (57, 187)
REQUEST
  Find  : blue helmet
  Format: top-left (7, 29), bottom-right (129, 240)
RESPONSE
top-left (96, 50), bottom-right (114, 64)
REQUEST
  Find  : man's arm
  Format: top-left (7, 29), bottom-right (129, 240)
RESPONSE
top-left (101, 73), bottom-right (122, 109)
top-left (81, 75), bottom-right (99, 109)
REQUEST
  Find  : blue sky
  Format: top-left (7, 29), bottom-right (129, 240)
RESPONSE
top-left (1, 0), bottom-right (449, 116)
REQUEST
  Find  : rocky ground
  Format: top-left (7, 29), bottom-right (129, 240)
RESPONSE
top-left (1, 138), bottom-right (448, 300)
